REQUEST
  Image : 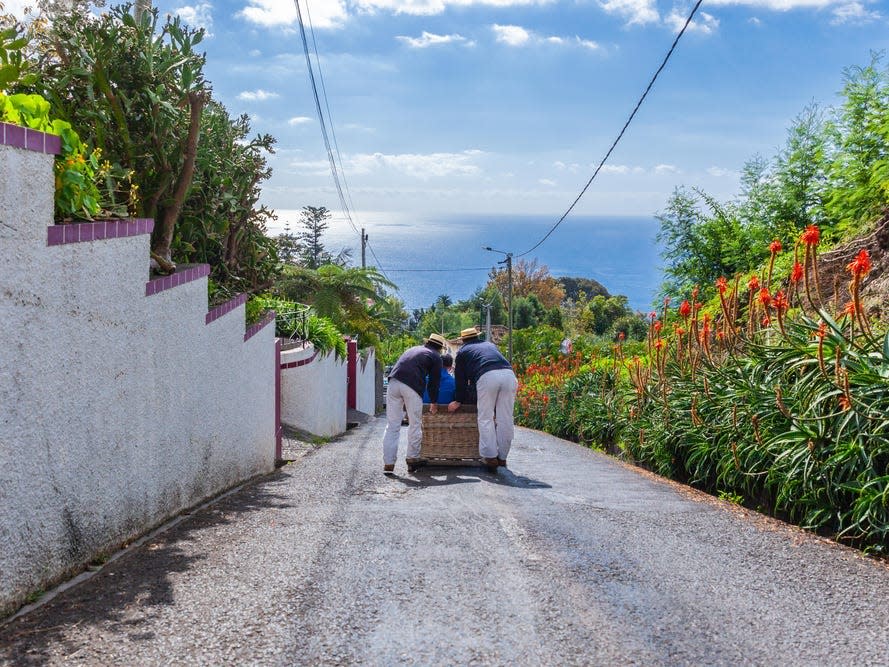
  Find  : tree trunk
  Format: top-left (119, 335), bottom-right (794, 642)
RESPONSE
top-left (153, 91), bottom-right (204, 263)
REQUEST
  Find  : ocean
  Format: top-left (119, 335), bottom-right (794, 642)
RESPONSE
top-left (267, 212), bottom-right (664, 313)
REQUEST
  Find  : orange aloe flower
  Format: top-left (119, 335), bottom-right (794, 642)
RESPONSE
top-left (679, 299), bottom-right (691, 318)
top-left (747, 274), bottom-right (760, 291)
top-left (715, 276), bottom-right (728, 294)
top-left (801, 225), bottom-right (820, 247)
top-left (769, 239), bottom-right (783, 255)
top-left (847, 249), bottom-right (872, 279)
top-left (790, 262), bottom-right (804, 283)
top-left (758, 288), bottom-right (772, 309)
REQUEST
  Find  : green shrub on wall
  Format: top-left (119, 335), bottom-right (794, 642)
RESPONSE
top-left (0, 92), bottom-right (132, 220)
top-left (248, 296), bottom-right (347, 359)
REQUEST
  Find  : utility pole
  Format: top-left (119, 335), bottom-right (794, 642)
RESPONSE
top-left (361, 228), bottom-right (368, 268)
top-left (482, 246), bottom-right (513, 364)
top-left (482, 302), bottom-right (493, 342)
top-left (505, 253), bottom-right (513, 364)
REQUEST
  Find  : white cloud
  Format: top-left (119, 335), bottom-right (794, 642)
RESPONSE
top-left (749, 16), bottom-right (763, 23)
top-left (575, 37), bottom-right (600, 50)
top-left (666, 9), bottom-right (720, 33)
top-left (598, 0), bottom-right (659, 25)
top-left (538, 178), bottom-right (557, 186)
top-left (654, 164), bottom-right (679, 174)
top-left (172, 2), bottom-right (214, 33)
top-left (0, 0), bottom-right (35, 17)
top-left (353, 0), bottom-right (552, 17)
top-left (347, 150), bottom-right (485, 179)
top-left (249, 49), bottom-right (263, 57)
top-left (493, 25), bottom-right (599, 49)
top-left (707, 166), bottom-right (739, 177)
top-left (396, 31), bottom-right (471, 47)
top-left (238, 89), bottom-right (280, 101)
top-left (288, 116), bottom-right (313, 126)
top-left (492, 24), bottom-right (531, 46)
top-left (239, 0), bottom-right (348, 28)
top-left (831, 1), bottom-right (882, 23)
top-left (704, 0), bottom-right (879, 16)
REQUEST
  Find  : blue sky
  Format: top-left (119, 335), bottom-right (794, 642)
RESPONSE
top-left (11, 0), bottom-right (889, 225)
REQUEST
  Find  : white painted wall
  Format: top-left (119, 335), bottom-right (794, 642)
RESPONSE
top-left (355, 347), bottom-right (377, 415)
top-left (280, 345), bottom-right (347, 437)
top-left (0, 139), bottom-right (276, 617)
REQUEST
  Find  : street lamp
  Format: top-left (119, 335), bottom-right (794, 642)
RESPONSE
top-left (482, 246), bottom-right (513, 364)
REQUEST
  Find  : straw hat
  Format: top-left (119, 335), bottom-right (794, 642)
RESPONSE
top-left (427, 333), bottom-right (448, 349)
top-left (459, 327), bottom-right (480, 340)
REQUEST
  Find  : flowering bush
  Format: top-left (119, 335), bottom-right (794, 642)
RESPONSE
top-left (0, 92), bottom-right (135, 220)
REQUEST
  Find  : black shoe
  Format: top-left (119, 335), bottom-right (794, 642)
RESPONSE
top-left (406, 457), bottom-right (428, 472)
top-left (483, 457), bottom-right (499, 472)
top-left (383, 464), bottom-right (395, 473)
top-left (497, 458), bottom-right (507, 467)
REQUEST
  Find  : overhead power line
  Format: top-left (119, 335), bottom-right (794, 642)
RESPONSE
top-left (516, 0), bottom-right (705, 259)
top-left (294, 0), bottom-right (392, 283)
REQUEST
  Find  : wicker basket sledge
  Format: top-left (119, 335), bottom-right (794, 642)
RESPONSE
top-left (420, 404), bottom-right (481, 463)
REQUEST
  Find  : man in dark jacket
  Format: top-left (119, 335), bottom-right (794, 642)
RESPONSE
top-left (448, 327), bottom-right (517, 471)
top-left (382, 333), bottom-right (447, 473)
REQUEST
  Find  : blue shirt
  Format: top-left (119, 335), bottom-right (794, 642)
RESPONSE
top-left (423, 369), bottom-right (455, 404)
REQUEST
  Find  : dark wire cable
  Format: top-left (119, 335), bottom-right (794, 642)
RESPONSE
top-left (304, 0), bottom-right (362, 236)
top-left (294, 0), bottom-right (392, 282)
top-left (516, 0), bottom-right (705, 258)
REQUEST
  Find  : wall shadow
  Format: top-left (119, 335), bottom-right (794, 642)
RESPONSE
top-left (0, 470), bottom-right (295, 666)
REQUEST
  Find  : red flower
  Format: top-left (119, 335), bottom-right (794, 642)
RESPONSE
top-left (801, 225), bottom-right (820, 247)
top-left (654, 338), bottom-right (665, 350)
top-left (674, 326), bottom-right (685, 336)
top-left (769, 239), bottom-right (783, 255)
top-left (816, 321), bottom-right (827, 339)
top-left (747, 274), bottom-right (760, 291)
top-left (847, 249), bottom-right (872, 278)
top-left (772, 290), bottom-right (789, 312)
top-left (838, 395), bottom-right (851, 411)
top-left (679, 299), bottom-right (691, 318)
top-left (649, 311), bottom-right (657, 321)
top-left (790, 262), bottom-right (804, 284)
top-left (758, 288), bottom-right (772, 308)
top-left (653, 320), bottom-right (662, 333)
top-left (841, 302), bottom-right (856, 317)
top-left (715, 276), bottom-right (728, 295)
top-left (618, 331), bottom-right (626, 341)
top-left (664, 296), bottom-right (671, 307)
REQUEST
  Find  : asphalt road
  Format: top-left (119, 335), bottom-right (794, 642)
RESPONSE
top-left (2, 418), bottom-right (888, 666)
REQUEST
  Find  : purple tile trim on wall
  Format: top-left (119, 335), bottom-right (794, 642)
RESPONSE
top-left (144, 264), bottom-right (211, 297)
top-left (205, 293), bottom-right (248, 325)
top-left (280, 348), bottom-right (320, 370)
top-left (46, 219), bottom-right (155, 246)
top-left (244, 310), bottom-right (276, 342)
top-left (0, 123), bottom-right (61, 155)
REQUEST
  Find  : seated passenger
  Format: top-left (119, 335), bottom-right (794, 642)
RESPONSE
top-left (423, 353), bottom-right (456, 404)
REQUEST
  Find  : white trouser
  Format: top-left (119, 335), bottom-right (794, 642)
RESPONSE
top-left (476, 368), bottom-right (518, 460)
top-left (382, 379), bottom-right (424, 465)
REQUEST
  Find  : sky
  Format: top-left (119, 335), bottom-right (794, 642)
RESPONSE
top-left (8, 0), bottom-right (889, 224)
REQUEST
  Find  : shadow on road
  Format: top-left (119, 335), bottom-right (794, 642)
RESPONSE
top-left (391, 466), bottom-right (551, 490)
top-left (0, 470), bottom-right (296, 666)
